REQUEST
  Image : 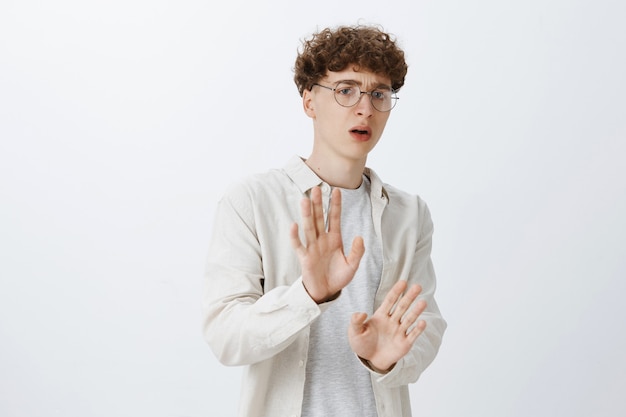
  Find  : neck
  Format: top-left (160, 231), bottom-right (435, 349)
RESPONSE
top-left (305, 153), bottom-right (366, 189)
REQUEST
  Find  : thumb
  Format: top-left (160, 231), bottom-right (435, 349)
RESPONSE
top-left (346, 236), bottom-right (365, 269)
top-left (350, 312), bottom-right (368, 333)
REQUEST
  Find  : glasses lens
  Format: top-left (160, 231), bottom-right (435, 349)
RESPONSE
top-left (371, 88), bottom-right (397, 112)
top-left (333, 82), bottom-right (397, 112)
top-left (334, 82), bottom-right (361, 107)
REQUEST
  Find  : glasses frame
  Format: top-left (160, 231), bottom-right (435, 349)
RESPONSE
top-left (312, 81), bottom-right (399, 112)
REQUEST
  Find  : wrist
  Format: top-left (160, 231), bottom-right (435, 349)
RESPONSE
top-left (302, 281), bottom-right (340, 304)
top-left (365, 359), bottom-right (395, 374)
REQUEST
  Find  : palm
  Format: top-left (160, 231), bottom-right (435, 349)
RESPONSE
top-left (298, 224), bottom-right (358, 295)
top-left (290, 186), bottom-right (364, 302)
top-left (348, 281), bottom-right (428, 372)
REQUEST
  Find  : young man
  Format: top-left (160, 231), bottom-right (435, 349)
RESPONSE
top-left (203, 24), bottom-right (446, 417)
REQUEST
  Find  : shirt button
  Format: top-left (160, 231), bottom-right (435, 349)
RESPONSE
top-left (321, 183), bottom-right (330, 193)
top-left (299, 360), bottom-right (304, 367)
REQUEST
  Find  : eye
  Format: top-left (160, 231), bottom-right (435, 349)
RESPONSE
top-left (336, 86), bottom-right (356, 96)
top-left (371, 90), bottom-right (389, 100)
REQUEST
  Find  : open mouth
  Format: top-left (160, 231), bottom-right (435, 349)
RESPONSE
top-left (350, 126), bottom-right (372, 141)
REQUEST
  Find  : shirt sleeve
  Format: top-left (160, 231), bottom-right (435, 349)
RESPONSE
top-left (373, 198), bottom-right (447, 387)
top-left (202, 184), bottom-right (329, 366)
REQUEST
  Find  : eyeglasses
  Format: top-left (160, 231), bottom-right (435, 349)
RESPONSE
top-left (312, 81), bottom-right (399, 112)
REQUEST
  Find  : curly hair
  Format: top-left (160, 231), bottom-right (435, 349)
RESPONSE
top-left (293, 25), bottom-right (408, 96)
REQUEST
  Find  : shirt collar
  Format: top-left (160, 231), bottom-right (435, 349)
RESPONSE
top-left (283, 155), bottom-right (389, 201)
top-left (282, 155), bottom-right (323, 194)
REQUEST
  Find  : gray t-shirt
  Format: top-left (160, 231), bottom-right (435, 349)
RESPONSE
top-left (302, 176), bottom-right (383, 417)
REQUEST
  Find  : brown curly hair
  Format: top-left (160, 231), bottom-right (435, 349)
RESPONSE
top-left (293, 25), bottom-right (408, 96)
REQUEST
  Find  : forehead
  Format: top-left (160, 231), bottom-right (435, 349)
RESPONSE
top-left (323, 67), bottom-right (392, 88)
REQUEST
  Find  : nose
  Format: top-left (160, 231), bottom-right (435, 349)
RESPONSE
top-left (354, 93), bottom-right (374, 117)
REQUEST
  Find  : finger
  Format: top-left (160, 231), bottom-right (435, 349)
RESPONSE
top-left (399, 299), bottom-right (427, 332)
top-left (378, 280), bottom-right (408, 316)
top-left (406, 319), bottom-right (427, 345)
top-left (327, 187), bottom-right (342, 234)
top-left (346, 236), bottom-right (365, 270)
top-left (310, 186), bottom-right (326, 235)
top-left (289, 222), bottom-right (303, 252)
top-left (391, 284), bottom-right (423, 320)
top-left (300, 196), bottom-right (317, 245)
top-left (412, 299), bottom-right (428, 318)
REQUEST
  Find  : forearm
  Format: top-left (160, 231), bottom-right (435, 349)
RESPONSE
top-left (203, 273), bottom-right (322, 366)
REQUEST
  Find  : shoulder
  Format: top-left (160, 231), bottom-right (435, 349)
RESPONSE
top-left (367, 168), bottom-right (434, 235)
top-left (221, 155), bottom-right (315, 204)
top-left (384, 183), bottom-right (429, 209)
top-left (221, 167), bottom-right (288, 198)
top-left (218, 167), bottom-right (298, 217)
top-left (366, 167), bottom-right (430, 213)
top-left (381, 184), bottom-right (435, 246)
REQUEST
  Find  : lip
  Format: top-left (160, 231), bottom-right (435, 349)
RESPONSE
top-left (349, 125), bottom-right (372, 142)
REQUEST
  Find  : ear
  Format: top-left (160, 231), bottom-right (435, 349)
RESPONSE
top-left (302, 89), bottom-right (316, 119)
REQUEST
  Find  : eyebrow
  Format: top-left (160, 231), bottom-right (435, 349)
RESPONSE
top-left (329, 79), bottom-right (392, 90)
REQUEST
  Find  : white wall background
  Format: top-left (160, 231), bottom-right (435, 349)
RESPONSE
top-left (1, 1), bottom-right (625, 416)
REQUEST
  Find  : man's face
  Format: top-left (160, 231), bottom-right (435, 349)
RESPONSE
top-left (302, 68), bottom-right (393, 164)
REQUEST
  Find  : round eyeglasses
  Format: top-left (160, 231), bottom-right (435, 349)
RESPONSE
top-left (312, 81), bottom-right (399, 112)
